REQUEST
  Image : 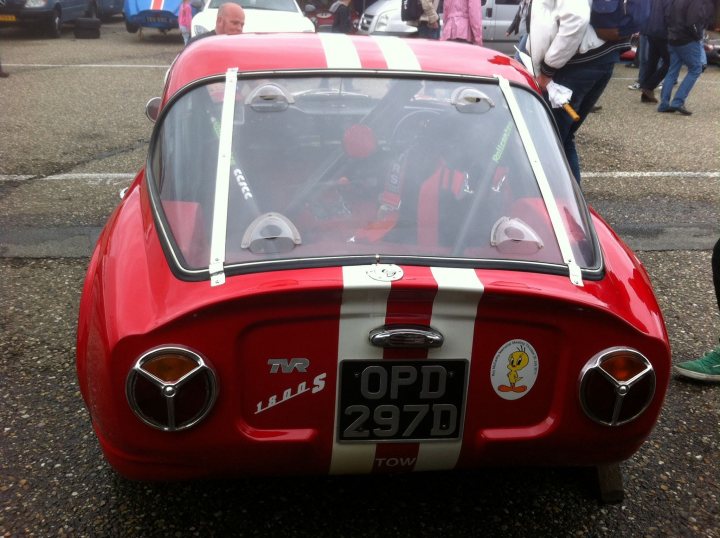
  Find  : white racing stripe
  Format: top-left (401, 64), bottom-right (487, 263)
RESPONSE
top-left (414, 267), bottom-right (484, 471)
top-left (373, 36), bottom-right (421, 71)
top-left (318, 33), bottom-right (362, 69)
top-left (330, 265), bottom-right (484, 474)
top-left (330, 265), bottom-right (390, 474)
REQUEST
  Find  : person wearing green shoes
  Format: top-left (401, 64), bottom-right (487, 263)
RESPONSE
top-left (674, 237), bottom-right (720, 381)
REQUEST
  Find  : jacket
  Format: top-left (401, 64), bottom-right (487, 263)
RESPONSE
top-left (666, 0), bottom-right (714, 45)
top-left (642, 0), bottom-right (671, 38)
top-left (441, 0), bottom-right (483, 45)
top-left (528, 0), bottom-right (604, 77)
top-left (178, 2), bottom-right (193, 28)
top-left (506, 0), bottom-right (531, 36)
top-left (407, 0), bottom-right (440, 25)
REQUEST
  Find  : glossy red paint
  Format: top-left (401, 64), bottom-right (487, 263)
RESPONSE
top-left (168, 33), bottom-right (535, 100)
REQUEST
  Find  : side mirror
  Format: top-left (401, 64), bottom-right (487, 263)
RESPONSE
top-left (145, 97), bottom-right (162, 123)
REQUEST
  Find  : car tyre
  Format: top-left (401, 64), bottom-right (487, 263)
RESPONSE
top-left (47, 8), bottom-right (63, 38)
top-left (125, 20), bottom-right (140, 33)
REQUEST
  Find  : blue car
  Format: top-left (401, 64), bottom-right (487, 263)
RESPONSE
top-left (124, 0), bottom-right (185, 33)
top-left (0, 0), bottom-right (121, 37)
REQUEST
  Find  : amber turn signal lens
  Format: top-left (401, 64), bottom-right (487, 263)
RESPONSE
top-left (599, 354), bottom-right (648, 382)
top-left (142, 353), bottom-right (198, 383)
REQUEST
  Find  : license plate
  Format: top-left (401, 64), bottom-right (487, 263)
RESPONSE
top-left (0, 14), bottom-right (17, 22)
top-left (338, 359), bottom-right (467, 442)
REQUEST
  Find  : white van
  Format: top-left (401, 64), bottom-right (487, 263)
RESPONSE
top-left (357, 0), bottom-right (521, 55)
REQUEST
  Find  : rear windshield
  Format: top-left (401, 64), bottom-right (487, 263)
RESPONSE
top-left (149, 75), bottom-right (598, 278)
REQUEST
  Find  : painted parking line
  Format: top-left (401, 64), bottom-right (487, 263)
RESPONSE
top-left (4, 63), bottom-right (170, 69)
top-left (2, 172), bottom-right (718, 183)
top-left (583, 171), bottom-right (720, 178)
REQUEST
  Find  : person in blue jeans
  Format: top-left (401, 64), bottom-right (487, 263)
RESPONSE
top-left (529, 0), bottom-right (629, 184)
top-left (657, 0), bottom-right (714, 115)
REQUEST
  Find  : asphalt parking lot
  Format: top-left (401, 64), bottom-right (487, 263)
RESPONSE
top-left (0, 20), bottom-right (719, 537)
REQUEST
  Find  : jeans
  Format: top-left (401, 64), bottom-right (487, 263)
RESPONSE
top-left (640, 36), bottom-right (669, 91)
top-left (417, 22), bottom-right (440, 39)
top-left (550, 53), bottom-right (617, 183)
top-left (180, 26), bottom-right (190, 46)
top-left (637, 34), bottom-right (649, 79)
top-left (514, 33), bottom-right (528, 61)
top-left (659, 40), bottom-right (703, 110)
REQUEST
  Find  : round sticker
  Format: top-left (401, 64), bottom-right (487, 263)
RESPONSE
top-left (490, 339), bottom-right (539, 400)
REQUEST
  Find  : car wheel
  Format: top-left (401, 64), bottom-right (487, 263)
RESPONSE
top-left (47, 8), bottom-right (63, 38)
top-left (125, 20), bottom-right (139, 33)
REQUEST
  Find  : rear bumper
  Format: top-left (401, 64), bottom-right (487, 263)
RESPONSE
top-left (0, 9), bottom-right (55, 25)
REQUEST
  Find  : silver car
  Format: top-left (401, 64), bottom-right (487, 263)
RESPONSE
top-left (357, 0), bottom-right (521, 55)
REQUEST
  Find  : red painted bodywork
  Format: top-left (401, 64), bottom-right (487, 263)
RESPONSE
top-left (77, 34), bottom-right (670, 480)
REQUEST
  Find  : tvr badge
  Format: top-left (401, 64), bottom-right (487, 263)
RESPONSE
top-left (267, 357), bottom-right (310, 374)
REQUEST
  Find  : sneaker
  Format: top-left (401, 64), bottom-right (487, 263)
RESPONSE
top-left (674, 345), bottom-right (720, 381)
top-left (628, 82), bottom-right (640, 90)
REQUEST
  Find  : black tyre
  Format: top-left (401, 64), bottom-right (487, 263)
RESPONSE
top-left (47, 8), bottom-right (63, 38)
top-left (125, 20), bottom-right (139, 33)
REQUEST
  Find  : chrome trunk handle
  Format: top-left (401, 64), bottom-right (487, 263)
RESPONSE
top-left (369, 325), bottom-right (444, 348)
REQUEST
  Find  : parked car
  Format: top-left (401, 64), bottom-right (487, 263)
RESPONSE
top-left (191, 0), bottom-right (314, 37)
top-left (358, 0), bottom-right (520, 54)
top-left (704, 32), bottom-right (720, 66)
top-left (86, 0), bottom-right (123, 20)
top-left (124, 0), bottom-right (184, 33)
top-left (0, 0), bottom-right (92, 37)
top-left (77, 33), bottom-right (671, 500)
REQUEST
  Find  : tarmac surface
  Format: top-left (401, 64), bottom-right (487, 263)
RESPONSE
top-left (0, 20), bottom-right (719, 537)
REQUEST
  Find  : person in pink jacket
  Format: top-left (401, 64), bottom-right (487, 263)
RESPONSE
top-left (440, 0), bottom-right (483, 45)
top-left (178, 0), bottom-right (193, 46)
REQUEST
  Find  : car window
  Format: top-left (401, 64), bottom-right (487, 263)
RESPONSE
top-left (150, 76), bottom-right (598, 277)
top-left (208, 0), bottom-right (299, 11)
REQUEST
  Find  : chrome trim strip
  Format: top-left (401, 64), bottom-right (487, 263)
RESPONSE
top-left (496, 75), bottom-right (583, 287)
top-left (208, 67), bottom-right (239, 287)
top-left (319, 33), bottom-right (362, 69)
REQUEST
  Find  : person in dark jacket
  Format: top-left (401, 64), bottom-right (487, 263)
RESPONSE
top-left (657, 0), bottom-right (714, 115)
top-left (639, 0), bottom-right (671, 103)
top-left (332, 0), bottom-right (353, 33)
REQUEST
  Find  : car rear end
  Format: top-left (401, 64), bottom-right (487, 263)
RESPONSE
top-left (77, 34), bottom-right (670, 480)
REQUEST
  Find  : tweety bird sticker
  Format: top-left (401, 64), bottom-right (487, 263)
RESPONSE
top-left (490, 340), bottom-right (539, 400)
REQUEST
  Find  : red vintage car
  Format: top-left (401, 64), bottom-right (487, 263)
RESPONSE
top-left (76, 33), bottom-right (670, 501)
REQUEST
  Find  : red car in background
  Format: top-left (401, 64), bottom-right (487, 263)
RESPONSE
top-left (76, 33), bottom-right (671, 502)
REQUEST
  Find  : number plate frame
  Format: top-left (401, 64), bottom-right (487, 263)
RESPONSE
top-left (337, 359), bottom-right (468, 443)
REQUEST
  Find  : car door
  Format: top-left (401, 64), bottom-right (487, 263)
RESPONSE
top-left (480, 0), bottom-right (520, 55)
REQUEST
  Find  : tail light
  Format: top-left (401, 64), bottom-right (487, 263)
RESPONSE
top-left (126, 347), bottom-right (218, 431)
top-left (579, 347), bottom-right (655, 426)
